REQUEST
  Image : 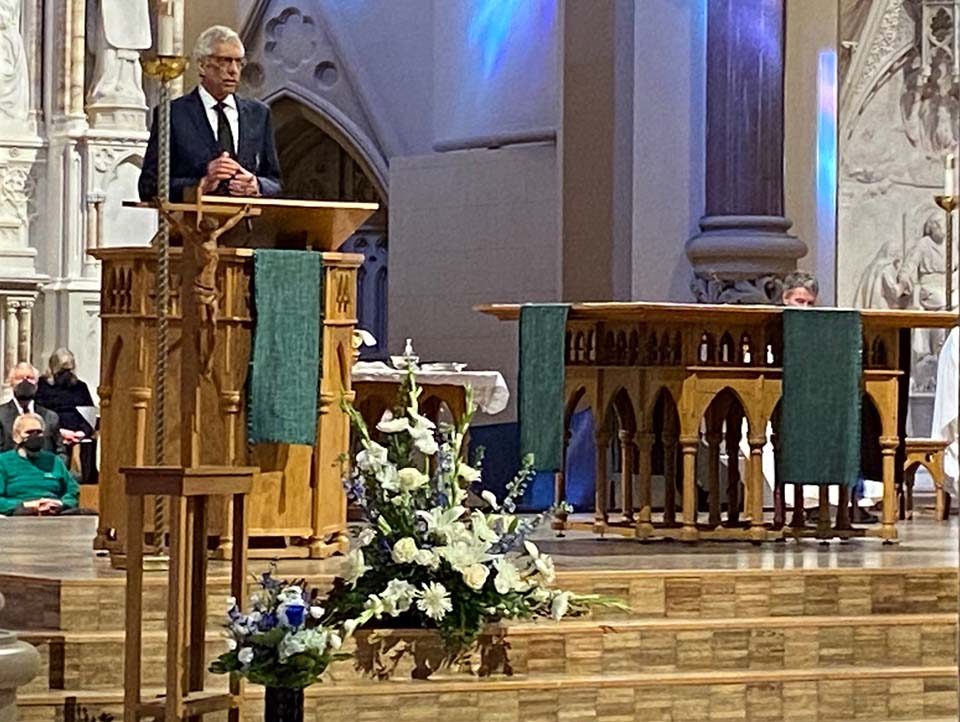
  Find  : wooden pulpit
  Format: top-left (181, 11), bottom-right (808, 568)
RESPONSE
top-left (92, 195), bottom-right (378, 565)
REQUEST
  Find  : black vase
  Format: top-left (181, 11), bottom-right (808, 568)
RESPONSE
top-left (264, 686), bottom-right (304, 722)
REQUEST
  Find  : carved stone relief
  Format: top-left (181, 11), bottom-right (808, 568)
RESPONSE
top-left (838, 0), bottom-right (959, 402)
top-left (0, 0), bottom-right (30, 130)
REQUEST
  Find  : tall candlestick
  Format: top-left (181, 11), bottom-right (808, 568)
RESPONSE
top-left (158, 1), bottom-right (175, 56)
top-left (946, 153), bottom-right (957, 199)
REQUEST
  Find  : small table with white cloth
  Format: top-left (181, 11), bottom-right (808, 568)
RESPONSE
top-left (351, 362), bottom-right (510, 427)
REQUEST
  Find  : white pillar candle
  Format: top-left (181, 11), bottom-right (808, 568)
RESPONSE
top-left (946, 153), bottom-right (956, 198)
top-left (158, 1), bottom-right (175, 56)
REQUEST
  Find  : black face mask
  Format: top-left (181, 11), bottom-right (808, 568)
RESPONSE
top-left (20, 434), bottom-right (44, 454)
top-left (13, 380), bottom-right (37, 403)
top-left (54, 369), bottom-right (74, 387)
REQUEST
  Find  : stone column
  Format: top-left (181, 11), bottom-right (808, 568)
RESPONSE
top-left (3, 300), bottom-right (18, 382)
top-left (686, 0), bottom-right (807, 303)
top-left (0, 593), bottom-right (42, 722)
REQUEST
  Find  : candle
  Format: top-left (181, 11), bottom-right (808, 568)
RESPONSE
top-left (157, 1), bottom-right (175, 56)
top-left (947, 153), bottom-right (957, 198)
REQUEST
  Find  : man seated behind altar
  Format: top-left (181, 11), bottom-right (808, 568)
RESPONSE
top-left (138, 25), bottom-right (282, 203)
top-left (738, 272), bottom-right (881, 519)
top-left (0, 414), bottom-right (79, 516)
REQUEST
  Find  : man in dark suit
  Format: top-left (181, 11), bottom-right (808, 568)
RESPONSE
top-left (138, 25), bottom-right (282, 203)
top-left (1, 363), bottom-right (68, 465)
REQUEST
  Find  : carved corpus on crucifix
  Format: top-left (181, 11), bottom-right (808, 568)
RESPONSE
top-left (156, 200), bottom-right (258, 377)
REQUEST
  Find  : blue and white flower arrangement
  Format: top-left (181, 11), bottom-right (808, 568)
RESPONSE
top-left (209, 572), bottom-right (349, 689)
top-left (326, 369), bottom-right (625, 652)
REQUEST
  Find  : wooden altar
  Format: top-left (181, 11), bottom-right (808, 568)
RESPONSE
top-left (92, 196), bottom-right (377, 563)
top-left (478, 302), bottom-right (958, 542)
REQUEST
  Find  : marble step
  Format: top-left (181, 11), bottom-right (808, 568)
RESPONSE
top-left (17, 613), bottom-right (958, 693)
top-left (3, 566), bottom-right (956, 632)
top-left (16, 666), bottom-right (959, 722)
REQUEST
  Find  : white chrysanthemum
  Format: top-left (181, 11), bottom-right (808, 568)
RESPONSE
top-left (461, 563), bottom-right (490, 591)
top-left (238, 647), bottom-right (254, 665)
top-left (493, 558), bottom-right (526, 594)
top-left (391, 537), bottom-right (419, 564)
top-left (480, 490), bottom-right (499, 510)
top-left (344, 548), bottom-right (369, 586)
top-left (550, 591), bottom-right (572, 620)
top-left (376, 410), bottom-right (411, 434)
top-left (357, 442), bottom-right (388, 472)
top-left (416, 582), bottom-right (452, 621)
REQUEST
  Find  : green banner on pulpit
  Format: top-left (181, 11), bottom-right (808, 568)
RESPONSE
top-left (248, 249), bottom-right (324, 446)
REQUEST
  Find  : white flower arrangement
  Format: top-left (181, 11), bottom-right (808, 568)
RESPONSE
top-left (326, 368), bottom-right (625, 650)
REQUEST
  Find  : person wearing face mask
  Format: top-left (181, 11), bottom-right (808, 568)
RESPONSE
top-left (0, 413), bottom-right (79, 516)
top-left (34, 348), bottom-right (97, 484)
top-left (1, 362), bottom-right (68, 466)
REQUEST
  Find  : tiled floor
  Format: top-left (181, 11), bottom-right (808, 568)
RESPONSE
top-left (0, 514), bottom-right (955, 582)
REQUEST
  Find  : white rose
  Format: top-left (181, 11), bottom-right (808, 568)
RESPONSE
top-left (413, 548), bottom-right (440, 569)
top-left (309, 605), bottom-right (324, 619)
top-left (391, 537), bottom-right (419, 564)
top-left (461, 563), bottom-right (490, 591)
top-left (397, 467), bottom-right (430, 493)
top-left (237, 647), bottom-right (254, 665)
top-left (225, 637), bottom-right (238, 651)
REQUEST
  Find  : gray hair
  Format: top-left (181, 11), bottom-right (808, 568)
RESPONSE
top-left (783, 271), bottom-right (819, 298)
top-left (13, 412), bottom-right (44, 438)
top-left (193, 25), bottom-right (244, 64)
top-left (45, 347), bottom-right (77, 381)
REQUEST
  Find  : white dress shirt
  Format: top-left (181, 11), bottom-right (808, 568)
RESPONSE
top-left (198, 84), bottom-right (239, 156)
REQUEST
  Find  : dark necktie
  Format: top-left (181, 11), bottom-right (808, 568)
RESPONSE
top-left (215, 101), bottom-right (235, 156)
top-left (214, 101), bottom-right (235, 194)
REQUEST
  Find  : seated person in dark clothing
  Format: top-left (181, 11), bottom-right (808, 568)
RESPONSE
top-left (0, 413), bottom-right (79, 516)
top-left (1, 363), bottom-right (68, 466)
top-left (36, 348), bottom-right (95, 438)
top-left (36, 349), bottom-right (98, 484)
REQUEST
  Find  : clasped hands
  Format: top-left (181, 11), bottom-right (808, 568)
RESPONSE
top-left (22, 498), bottom-right (63, 515)
top-left (201, 153), bottom-right (261, 196)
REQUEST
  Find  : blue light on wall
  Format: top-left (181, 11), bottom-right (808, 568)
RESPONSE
top-left (816, 49), bottom-right (838, 240)
top-left (468, 0), bottom-right (556, 78)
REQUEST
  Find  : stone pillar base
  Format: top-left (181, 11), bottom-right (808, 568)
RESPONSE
top-left (686, 215), bottom-right (807, 303)
top-left (0, 592), bottom-right (41, 722)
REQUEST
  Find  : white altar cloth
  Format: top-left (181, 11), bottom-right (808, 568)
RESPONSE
top-left (352, 362), bottom-right (510, 415)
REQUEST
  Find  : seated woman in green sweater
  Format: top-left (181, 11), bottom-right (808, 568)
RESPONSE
top-left (0, 413), bottom-right (79, 516)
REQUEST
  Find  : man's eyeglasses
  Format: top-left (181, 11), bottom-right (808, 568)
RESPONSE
top-left (207, 55), bottom-right (246, 70)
